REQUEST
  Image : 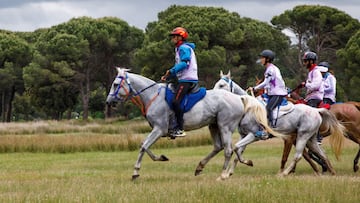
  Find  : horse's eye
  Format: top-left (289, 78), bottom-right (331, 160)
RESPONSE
top-left (113, 83), bottom-right (119, 89)
top-left (219, 85), bottom-right (224, 88)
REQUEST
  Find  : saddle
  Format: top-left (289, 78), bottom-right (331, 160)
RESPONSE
top-left (295, 99), bottom-right (331, 109)
top-left (165, 83), bottom-right (206, 113)
top-left (260, 94), bottom-right (295, 121)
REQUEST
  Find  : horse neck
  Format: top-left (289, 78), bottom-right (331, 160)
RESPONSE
top-left (128, 73), bottom-right (161, 104)
top-left (232, 82), bottom-right (247, 95)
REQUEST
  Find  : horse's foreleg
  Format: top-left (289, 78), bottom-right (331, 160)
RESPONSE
top-left (227, 133), bottom-right (258, 177)
top-left (132, 127), bottom-right (167, 180)
top-left (145, 148), bottom-right (169, 161)
top-left (132, 147), bottom-right (146, 180)
top-left (280, 138), bottom-right (294, 173)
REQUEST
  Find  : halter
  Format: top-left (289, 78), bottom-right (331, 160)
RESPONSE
top-left (110, 72), bottom-right (161, 115)
top-left (221, 77), bottom-right (234, 93)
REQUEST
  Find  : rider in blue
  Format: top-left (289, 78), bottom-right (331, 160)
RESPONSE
top-left (161, 27), bottom-right (199, 138)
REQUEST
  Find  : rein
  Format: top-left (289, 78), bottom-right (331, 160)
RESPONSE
top-left (112, 73), bottom-right (162, 116)
top-left (221, 77), bottom-right (234, 93)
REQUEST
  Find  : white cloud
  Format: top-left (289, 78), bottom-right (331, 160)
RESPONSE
top-left (0, 0), bottom-right (359, 32)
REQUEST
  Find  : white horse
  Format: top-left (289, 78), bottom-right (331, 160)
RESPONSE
top-left (214, 70), bottom-right (346, 176)
top-left (106, 67), bottom-right (284, 180)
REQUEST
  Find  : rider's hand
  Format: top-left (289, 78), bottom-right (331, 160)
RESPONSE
top-left (247, 87), bottom-right (253, 92)
top-left (297, 82), bottom-right (305, 89)
top-left (161, 70), bottom-right (170, 81)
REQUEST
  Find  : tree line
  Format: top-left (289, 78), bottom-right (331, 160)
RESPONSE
top-left (0, 4), bottom-right (359, 122)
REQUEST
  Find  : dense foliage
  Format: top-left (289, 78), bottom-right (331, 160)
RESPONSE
top-left (0, 4), bottom-right (359, 121)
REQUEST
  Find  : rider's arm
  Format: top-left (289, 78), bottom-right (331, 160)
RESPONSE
top-left (305, 70), bottom-right (323, 91)
top-left (169, 46), bottom-right (191, 76)
top-left (254, 69), bottom-right (273, 90)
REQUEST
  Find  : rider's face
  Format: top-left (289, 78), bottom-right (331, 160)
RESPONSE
top-left (171, 35), bottom-right (181, 45)
top-left (303, 60), bottom-right (310, 68)
top-left (260, 57), bottom-right (266, 66)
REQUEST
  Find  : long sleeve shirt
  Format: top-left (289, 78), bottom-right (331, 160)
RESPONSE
top-left (254, 63), bottom-right (287, 96)
top-left (323, 73), bottom-right (336, 102)
top-left (305, 65), bottom-right (324, 101)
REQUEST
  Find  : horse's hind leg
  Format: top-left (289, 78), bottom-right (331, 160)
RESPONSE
top-left (302, 149), bottom-right (320, 175)
top-left (307, 138), bottom-right (336, 175)
top-left (195, 124), bottom-right (223, 176)
top-left (280, 139), bottom-right (307, 176)
top-left (354, 148), bottom-right (360, 172)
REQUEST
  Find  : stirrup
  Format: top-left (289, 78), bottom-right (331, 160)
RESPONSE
top-left (170, 129), bottom-right (186, 139)
top-left (255, 131), bottom-right (268, 140)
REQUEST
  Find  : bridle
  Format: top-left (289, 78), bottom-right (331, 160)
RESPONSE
top-left (109, 72), bottom-right (161, 116)
top-left (220, 77), bottom-right (234, 93)
top-left (110, 73), bottom-right (157, 101)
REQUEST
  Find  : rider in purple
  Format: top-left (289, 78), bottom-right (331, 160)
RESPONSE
top-left (301, 51), bottom-right (324, 107)
top-left (161, 27), bottom-right (198, 138)
top-left (318, 61), bottom-right (336, 105)
top-left (249, 50), bottom-right (287, 130)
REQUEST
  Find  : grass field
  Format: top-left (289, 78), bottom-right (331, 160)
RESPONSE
top-left (0, 120), bottom-right (359, 202)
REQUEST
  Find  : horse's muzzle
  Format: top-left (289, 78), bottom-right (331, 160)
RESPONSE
top-left (106, 96), bottom-right (118, 107)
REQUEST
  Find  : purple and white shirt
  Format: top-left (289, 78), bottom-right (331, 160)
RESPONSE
top-left (254, 63), bottom-right (287, 96)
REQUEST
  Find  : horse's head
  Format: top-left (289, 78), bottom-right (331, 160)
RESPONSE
top-left (213, 70), bottom-right (232, 92)
top-left (106, 67), bottom-right (132, 106)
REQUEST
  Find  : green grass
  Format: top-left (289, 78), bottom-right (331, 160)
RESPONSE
top-left (0, 119), bottom-right (358, 202)
top-left (0, 139), bottom-right (358, 202)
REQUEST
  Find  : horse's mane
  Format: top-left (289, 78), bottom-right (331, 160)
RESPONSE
top-left (116, 67), bottom-right (159, 84)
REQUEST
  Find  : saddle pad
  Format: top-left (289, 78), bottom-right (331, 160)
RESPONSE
top-left (273, 102), bottom-right (295, 118)
top-left (165, 87), bottom-right (206, 113)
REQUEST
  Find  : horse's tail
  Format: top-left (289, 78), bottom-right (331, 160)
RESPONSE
top-left (317, 108), bottom-right (346, 160)
top-left (240, 95), bottom-right (289, 139)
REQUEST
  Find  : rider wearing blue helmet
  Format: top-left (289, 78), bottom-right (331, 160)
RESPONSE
top-left (248, 49), bottom-right (287, 130)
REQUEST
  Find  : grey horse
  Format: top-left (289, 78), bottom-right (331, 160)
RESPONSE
top-left (106, 67), bottom-right (283, 180)
top-left (214, 70), bottom-right (346, 176)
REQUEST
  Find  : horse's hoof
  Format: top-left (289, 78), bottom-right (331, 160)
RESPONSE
top-left (194, 170), bottom-right (202, 176)
top-left (247, 160), bottom-right (254, 167)
top-left (353, 165), bottom-right (359, 172)
top-left (132, 174), bottom-right (140, 181)
top-left (276, 173), bottom-right (285, 178)
top-left (216, 176), bottom-right (227, 181)
top-left (160, 155), bottom-right (169, 161)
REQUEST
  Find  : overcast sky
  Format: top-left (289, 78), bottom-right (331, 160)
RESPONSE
top-left (1, 0), bottom-right (360, 32)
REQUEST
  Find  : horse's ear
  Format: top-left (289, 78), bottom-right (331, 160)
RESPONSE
top-left (115, 66), bottom-right (131, 73)
top-left (220, 70), bottom-right (224, 77)
top-left (227, 70), bottom-right (231, 78)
